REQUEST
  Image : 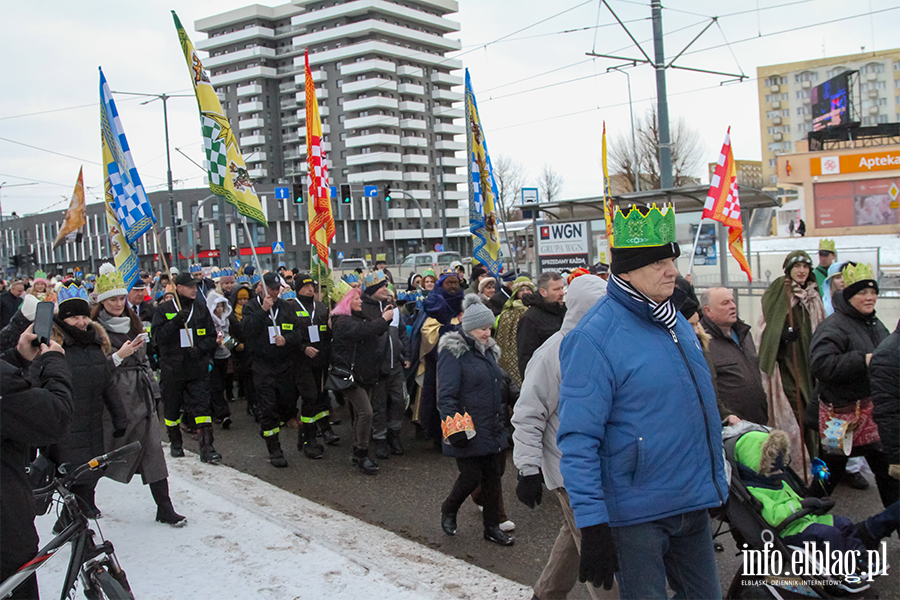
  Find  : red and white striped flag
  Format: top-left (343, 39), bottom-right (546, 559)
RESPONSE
top-left (704, 127), bottom-right (752, 281)
top-left (305, 50), bottom-right (335, 266)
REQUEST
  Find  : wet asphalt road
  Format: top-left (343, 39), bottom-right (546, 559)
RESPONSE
top-left (173, 403), bottom-right (899, 599)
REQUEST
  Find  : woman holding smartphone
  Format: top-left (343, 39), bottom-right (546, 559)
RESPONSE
top-left (92, 264), bottom-right (186, 526)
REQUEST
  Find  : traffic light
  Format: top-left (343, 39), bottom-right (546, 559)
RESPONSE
top-left (340, 183), bottom-right (351, 204)
top-left (228, 245), bottom-right (238, 257)
top-left (292, 182), bottom-right (304, 204)
top-left (383, 184), bottom-right (392, 202)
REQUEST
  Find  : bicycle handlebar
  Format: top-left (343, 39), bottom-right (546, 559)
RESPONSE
top-left (33, 442), bottom-right (142, 496)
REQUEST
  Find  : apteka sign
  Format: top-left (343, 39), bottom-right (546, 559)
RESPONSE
top-left (539, 221), bottom-right (588, 256)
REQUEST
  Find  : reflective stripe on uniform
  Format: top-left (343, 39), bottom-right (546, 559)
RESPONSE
top-left (194, 416), bottom-right (212, 425)
top-left (164, 418), bottom-right (181, 427)
top-left (262, 427), bottom-right (280, 437)
top-left (300, 411), bottom-right (329, 424)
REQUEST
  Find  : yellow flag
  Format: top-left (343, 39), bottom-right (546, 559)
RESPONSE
top-left (53, 167), bottom-right (87, 249)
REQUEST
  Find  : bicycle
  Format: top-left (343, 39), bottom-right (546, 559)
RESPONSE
top-left (0, 441), bottom-right (142, 600)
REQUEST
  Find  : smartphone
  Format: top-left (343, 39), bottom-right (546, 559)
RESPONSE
top-left (33, 301), bottom-right (55, 347)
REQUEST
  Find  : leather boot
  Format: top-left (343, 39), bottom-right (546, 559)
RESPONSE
top-left (263, 432), bottom-right (288, 468)
top-left (353, 447), bottom-right (378, 475)
top-left (372, 437), bottom-right (390, 460)
top-left (301, 423), bottom-right (324, 459)
top-left (149, 479), bottom-right (186, 527)
top-left (167, 425), bottom-right (184, 458)
top-left (387, 430), bottom-right (404, 455)
top-left (319, 419), bottom-right (341, 446)
top-left (198, 427), bottom-right (222, 464)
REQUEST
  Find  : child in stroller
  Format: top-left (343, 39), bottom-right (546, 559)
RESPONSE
top-left (719, 423), bottom-right (898, 598)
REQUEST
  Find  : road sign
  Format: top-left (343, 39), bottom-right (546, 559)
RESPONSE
top-left (275, 186), bottom-right (290, 200)
top-left (522, 188), bottom-right (539, 204)
top-left (364, 185), bottom-right (378, 197)
top-left (330, 186), bottom-right (337, 198)
top-left (74, 269), bottom-right (83, 278)
top-left (272, 241), bottom-right (285, 254)
top-left (337, 251), bottom-right (345, 260)
top-left (434, 243), bottom-right (443, 252)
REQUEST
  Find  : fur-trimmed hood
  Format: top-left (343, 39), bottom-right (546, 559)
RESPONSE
top-left (51, 321), bottom-right (113, 356)
top-left (735, 429), bottom-right (791, 477)
top-left (438, 330), bottom-right (500, 360)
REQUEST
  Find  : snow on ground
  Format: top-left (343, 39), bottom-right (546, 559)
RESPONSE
top-left (34, 452), bottom-right (530, 600)
top-left (749, 233), bottom-right (900, 267)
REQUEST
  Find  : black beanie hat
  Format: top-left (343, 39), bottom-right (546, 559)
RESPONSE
top-left (610, 242), bottom-right (681, 275)
top-left (471, 264), bottom-right (487, 280)
top-left (842, 279), bottom-right (878, 303)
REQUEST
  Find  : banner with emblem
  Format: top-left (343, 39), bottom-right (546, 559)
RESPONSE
top-left (172, 11), bottom-right (266, 226)
top-left (99, 69), bottom-right (141, 290)
top-left (465, 69), bottom-right (502, 278)
top-left (53, 166), bottom-right (87, 249)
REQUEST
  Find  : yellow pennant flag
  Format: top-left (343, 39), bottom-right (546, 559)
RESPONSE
top-left (172, 11), bottom-right (266, 225)
top-left (53, 167), bottom-right (87, 249)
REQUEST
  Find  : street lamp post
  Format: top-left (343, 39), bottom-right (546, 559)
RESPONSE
top-left (607, 65), bottom-right (640, 192)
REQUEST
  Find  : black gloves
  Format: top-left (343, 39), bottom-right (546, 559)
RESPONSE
top-left (579, 523), bottom-right (619, 590)
top-left (113, 428), bottom-right (126, 438)
top-left (515, 472), bottom-right (543, 509)
top-left (781, 325), bottom-right (800, 344)
top-left (447, 432), bottom-right (469, 448)
top-left (172, 307), bottom-right (192, 325)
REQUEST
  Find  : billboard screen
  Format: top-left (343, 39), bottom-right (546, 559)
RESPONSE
top-left (811, 72), bottom-right (853, 131)
top-left (814, 177), bottom-right (900, 229)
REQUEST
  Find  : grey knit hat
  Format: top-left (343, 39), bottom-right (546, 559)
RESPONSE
top-left (461, 293), bottom-right (495, 332)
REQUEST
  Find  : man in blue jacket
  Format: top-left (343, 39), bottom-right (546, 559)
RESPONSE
top-left (557, 204), bottom-right (727, 599)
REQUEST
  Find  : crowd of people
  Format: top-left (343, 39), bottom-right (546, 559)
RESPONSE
top-left (0, 231), bottom-right (898, 599)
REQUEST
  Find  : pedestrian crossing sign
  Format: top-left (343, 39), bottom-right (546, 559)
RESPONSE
top-left (272, 241), bottom-right (285, 254)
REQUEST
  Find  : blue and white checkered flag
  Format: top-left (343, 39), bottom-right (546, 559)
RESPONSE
top-left (99, 68), bottom-right (156, 245)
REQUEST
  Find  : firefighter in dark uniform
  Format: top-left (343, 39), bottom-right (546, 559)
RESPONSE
top-left (242, 272), bottom-right (303, 468)
top-left (151, 272), bottom-right (222, 464)
top-left (292, 273), bottom-right (340, 458)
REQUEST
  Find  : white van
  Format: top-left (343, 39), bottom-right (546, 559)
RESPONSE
top-left (397, 251), bottom-right (462, 280)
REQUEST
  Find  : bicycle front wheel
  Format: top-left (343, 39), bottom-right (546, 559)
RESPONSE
top-left (83, 567), bottom-right (131, 600)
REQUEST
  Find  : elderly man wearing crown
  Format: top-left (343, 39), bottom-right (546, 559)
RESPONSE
top-left (557, 204), bottom-right (727, 599)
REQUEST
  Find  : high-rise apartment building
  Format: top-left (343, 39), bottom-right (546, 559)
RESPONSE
top-left (195, 0), bottom-right (466, 260)
top-left (757, 48), bottom-right (900, 187)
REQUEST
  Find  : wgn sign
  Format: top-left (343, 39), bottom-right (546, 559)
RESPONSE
top-left (537, 221), bottom-right (589, 271)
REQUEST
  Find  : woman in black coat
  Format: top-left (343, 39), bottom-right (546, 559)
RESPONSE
top-left (809, 267), bottom-right (895, 507)
top-left (437, 295), bottom-right (513, 546)
top-left (870, 319), bottom-right (899, 477)
top-left (47, 283), bottom-right (128, 531)
top-left (330, 287), bottom-right (392, 475)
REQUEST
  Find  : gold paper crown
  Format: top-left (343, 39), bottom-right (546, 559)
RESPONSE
top-left (842, 262), bottom-right (875, 287)
top-left (441, 412), bottom-right (475, 441)
top-left (819, 238), bottom-right (836, 253)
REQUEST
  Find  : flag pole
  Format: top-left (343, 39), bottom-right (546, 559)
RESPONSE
top-left (240, 217), bottom-right (263, 275)
top-left (687, 217), bottom-right (705, 278)
top-left (151, 224), bottom-right (193, 346)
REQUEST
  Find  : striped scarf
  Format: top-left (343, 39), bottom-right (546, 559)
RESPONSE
top-left (611, 274), bottom-right (678, 330)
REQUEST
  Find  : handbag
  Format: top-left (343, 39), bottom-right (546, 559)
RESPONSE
top-left (818, 397), bottom-right (880, 456)
top-left (27, 453), bottom-right (57, 516)
top-left (325, 345), bottom-right (356, 391)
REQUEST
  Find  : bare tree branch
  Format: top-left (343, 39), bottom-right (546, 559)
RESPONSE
top-left (539, 164), bottom-right (564, 203)
top-left (493, 154), bottom-right (527, 221)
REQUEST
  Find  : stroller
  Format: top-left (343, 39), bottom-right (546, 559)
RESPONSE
top-left (715, 422), bottom-right (877, 599)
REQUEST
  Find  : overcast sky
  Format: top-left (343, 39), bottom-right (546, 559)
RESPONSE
top-left (1, 0), bottom-right (897, 216)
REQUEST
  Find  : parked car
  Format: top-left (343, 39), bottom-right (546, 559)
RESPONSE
top-left (336, 258), bottom-right (370, 272)
top-left (398, 251), bottom-right (462, 279)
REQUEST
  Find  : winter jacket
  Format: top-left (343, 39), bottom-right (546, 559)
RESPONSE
top-left (0, 291), bottom-right (23, 330)
top-left (241, 295), bottom-right (303, 363)
top-left (291, 294), bottom-right (332, 370)
top-left (494, 299), bottom-right (527, 389)
top-left (701, 315), bottom-right (769, 425)
top-left (557, 278), bottom-right (727, 529)
top-left (516, 292), bottom-right (566, 379)
top-left (129, 299), bottom-right (155, 325)
top-left (360, 294), bottom-right (410, 373)
top-left (0, 348), bottom-right (73, 572)
top-left (331, 312), bottom-right (390, 388)
top-left (151, 295), bottom-right (218, 380)
top-left (869, 320), bottom-right (899, 463)
top-left (512, 276), bottom-right (607, 490)
top-left (810, 294), bottom-right (889, 409)
top-left (437, 332), bottom-right (509, 459)
top-left (207, 293), bottom-right (233, 360)
top-left (45, 320), bottom-right (128, 472)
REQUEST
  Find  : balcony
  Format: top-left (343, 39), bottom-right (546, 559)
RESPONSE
top-left (770, 101), bottom-right (781, 109)
top-left (402, 154), bottom-right (429, 165)
top-left (283, 150), bottom-right (303, 160)
top-left (342, 77), bottom-right (397, 94)
top-left (340, 59), bottom-right (396, 76)
top-left (406, 208), bottom-right (433, 218)
top-left (432, 88), bottom-right (462, 102)
top-left (248, 167), bottom-right (268, 178)
top-left (204, 46), bottom-right (276, 68)
top-left (216, 91), bottom-right (225, 102)
top-left (400, 118), bottom-right (426, 130)
top-left (296, 88), bottom-right (329, 103)
top-left (442, 189), bottom-right (467, 201)
top-left (772, 117), bottom-right (782, 125)
top-left (296, 123), bottom-right (331, 138)
top-left (343, 96), bottom-right (398, 112)
top-left (802, 80), bottom-right (812, 89)
top-left (300, 158), bottom-right (334, 172)
top-left (291, 0), bottom-right (460, 34)
top-left (347, 170), bottom-right (404, 183)
top-left (399, 100), bottom-right (425, 113)
top-left (400, 136), bottom-right (427, 147)
top-left (431, 70), bottom-right (464, 86)
top-left (210, 66), bottom-right (277, 86)
top-left (387, 208), bottom-right (406, 218)
top-left (344, 114), bottom-right (399, 130)
top-left (434, 122), bottom-right (464, 134)
top-left (869, 105), bottom-right (881, 115)
top-left (441, 172), bottom-right (466, 183)
top-left (240, 134), bottom-right (266, 146)
top-left (398, 83), bottom-right (425, 95)
top-left (769, 85), bottom-right (780, 93)
top-left (280, 97), bottom-right (298, 108)
top-left (434, 105), bottom-right (463, 118)
top-left (237, 84), bottom-right (263, 97)
top-left (397, 65), bottom-right (423, 77)
top-left (291, 19), bottom-right (461, 54)
top-left (347, 151), bottom-right (402, 166)
top-left (196, 26), bottom-right (275, 52)
top-left (435, 140), bottom-right (465, 151)
top-left (279, 81), bottom-right (299, 93)
top-left (868, 89), bottom-right (880, 99)
top-left (403, 171), bottom-right (430, 182)
top-left (305, 41), bottom-right (463, 72)
top-left (445, 207), bottom-right (467, 218)
top-left (245, 152), bottom-right (267, 163)
top-left (438, 156), bottom-right (465, 167)
top-left (345, 133), bottom-right (401, 147)
top-left (238, 101), bottom-right (264, 114)
top-left (773, 133), bottom-right (783, 141)
top-left (238, 117), bottom-right (265, 130)
top-left (404, 189), bottom-right (431, 200)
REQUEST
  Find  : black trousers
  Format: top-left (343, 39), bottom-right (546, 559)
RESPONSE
top-left (817, 444), bottom-right (899, 508)
top-left (297, 364), bottom-right (329, 423)
top-left (253, 361), bottom-right (299, 435)
top-left (209, 357), bottom-right (232, 420)
top-left (442, 453), bottom-right (503, 529)
top-left (160, 366), bottom-right (214, 428)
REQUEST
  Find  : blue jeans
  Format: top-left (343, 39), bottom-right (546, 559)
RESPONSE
top-left (611, 509), bottom-right (721, 600)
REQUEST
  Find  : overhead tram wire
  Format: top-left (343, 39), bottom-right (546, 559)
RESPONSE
top-left (661, 0), bottom-right (821, 20)
top-left (0, 90), bottom-right (191, 121)
top-left (0, 136), bottom-right (102, 167)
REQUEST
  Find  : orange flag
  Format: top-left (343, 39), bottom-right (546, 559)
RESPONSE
top-left (53, 167), bottom-right (86, 249)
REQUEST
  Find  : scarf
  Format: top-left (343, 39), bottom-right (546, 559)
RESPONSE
top-left (758, 276), bottom-right (825, 376)
top-left (611, 274), bottom-right (678, 330)
top-left (234, 303), bottom-right (244, 320)
top-left (97, 311), bottom-right (131, 334)
top-left (55, 317), bottom-right (99, 346)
